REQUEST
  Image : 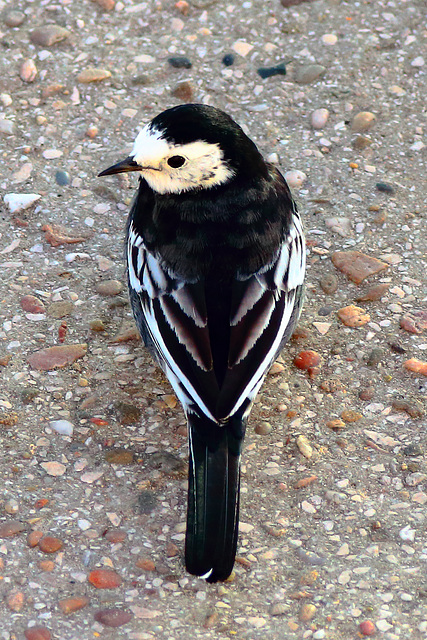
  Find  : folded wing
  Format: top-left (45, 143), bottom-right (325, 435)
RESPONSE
top-left (127, 211), bottom-right (305, 423)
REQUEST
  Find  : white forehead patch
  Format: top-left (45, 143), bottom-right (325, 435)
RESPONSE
top-left (131, 124), bottom-right (171, 166)
top-left (130, 124), bottom-right (235, 194)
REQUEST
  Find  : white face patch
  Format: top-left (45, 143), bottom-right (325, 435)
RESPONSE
top-left (130, 124), bottom-right (235, 194)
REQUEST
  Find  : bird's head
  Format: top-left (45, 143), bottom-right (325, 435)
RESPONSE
top-left (98, 104), bottom-right (267, 194)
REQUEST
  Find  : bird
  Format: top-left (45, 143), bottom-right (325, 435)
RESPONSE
top-left (99, 103), bottom-right (306, 582)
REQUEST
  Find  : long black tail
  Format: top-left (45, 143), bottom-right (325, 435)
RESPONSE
top-left (185, 413), bottom-right (245, 582)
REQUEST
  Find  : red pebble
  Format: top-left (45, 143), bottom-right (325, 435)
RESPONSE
top-left (104, 529), bottom-right (127, 543)
top-left (293, 350), bottom-right (321, 370)
top-left (38, 536), bottom-right (63, 553)
top-left (88, 569), bottom-right (122, 589)
top-left (24, 627), bottom-right (51, 640)
top-left (34, 498), bottom-right (49, 510)
top-left (359, 620), bottom-right (376, 636)
top-left (94, 608), bottom-right (133, 627)
top-left (58, 321), bottom-right (67, 343)
top-left (20, 295), bottom-right (45, 314)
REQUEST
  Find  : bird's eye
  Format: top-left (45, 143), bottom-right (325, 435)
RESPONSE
top-left (167, 155), bottom-right (186, 168)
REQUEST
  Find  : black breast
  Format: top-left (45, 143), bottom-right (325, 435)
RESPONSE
top-left (129, 168), bottom-right (294, 281)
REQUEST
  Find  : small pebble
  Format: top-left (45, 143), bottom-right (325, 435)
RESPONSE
top-left (400, 310), bottom-right (427, 335)
top-left (404, 358), bottom-right (427, 376)
top-left (351, 112), bottom-right (376, 133)
top-left (331, 251), bottom-right (388, 284)
top-left (24, 627), bottom-right (51, 640)
top-left (171, 80), bottom-right (194, 101)
top-left (232, 40), bottom-right (253, 57)
top-left (270, 603), bottom-right (287, 616)
top-left (30, 25), bottom-right (70, 47)
top-left (94, 609), bottom-right (133, 628)
top-left (136, 557), bottom-right (156, 571)
top-left (6, 590), bottom-right (25, 612)
top-left (28, 344), bottom-right (87, 370)
top-left (367, 348), bottom-right (384, 367)
top-left (47, 301), bottom-right (74, 318)
top-left (168, 56), bottom-right (192, 69)
top-left (0, 520), bottom-right (26, 538)
top-left (402, 443), bottom-right (423, 457)
top-left (337, 305), bottom-right (370, 328)
top-left (0, 119), bottom-right (14, 135)
top-left (50, 420), bottom-right (74, 436)
top-left (376, 182), bottom-right (394, 194)
top-left (359, 387), bottom-right (375, 402)
top-left (294, 350), bottom-right (321, 371)
top-left (255, 421), bottom-right (272, 435)
top-left (58, 596), bottom-right (90, 614)
top-left (38, 536), bottom-right (63, 553)
top-left (284, 170), bottom-right (307, 188)
top-left (55, 170), bottom-right (70, 186)
top-left (175, 0), bottom-right (189, 15)
top-left (320, 274), bottom-right (338, 294)
top-left (104, 529), bottom-right (127, 543)
top-left (294, 64), bottom-right (326, 84)
top-left (352, 135), bottom-right (372, 150)
top-left (20, 59), bottom-right (38, 82)
top-left (4, 499), bottom-right (19, 514)
top-left (359, 620), bottom-right (376, 636)
top-left (222, 53), bottom-right (235, 66)
top-left (356, 283), bottom-right (390, 302)
top-left (96, 279), bottom-right (123, 296)
top-left (299, 603), bottom-right (317, 621)
top-left (40, 461), bottom-right (67, 476)
top-left (28, 531), bottom-right (44, 547)
top-left (92, 0), bottom-right (116, 9)
top-left (77, 68), bottom-right (112, 83)
top-left (311, 108), bottom-right (329, 129)
top-left (88, 569), bottom-right (122, 589)
top-left (321, 33), bottom-right (337, 45)
top-left (257, 62), bottom-right (287, 79)
top-left (105, 449), bottom-right (135, 465)
top-left (326, 418), bottom-right (346, 431)
top-left (325, 217), bottom-right (352, 237)
top-left (411, 56), bottom-right (424, 67)
top-left (4, 193), bottom-right (42, 214)
top-left (296, 435), bottom-right (313, 459)
top-left (3, 10), bottom-right (26, 27)
top-left (20, 295), bottom-right (45, 314)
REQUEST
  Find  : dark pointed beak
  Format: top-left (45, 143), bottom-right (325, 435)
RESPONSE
top-left (98, 156), bottom-right (142, 177)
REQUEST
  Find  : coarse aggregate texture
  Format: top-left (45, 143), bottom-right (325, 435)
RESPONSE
top-left (0, 0), bottom-right (426, 639)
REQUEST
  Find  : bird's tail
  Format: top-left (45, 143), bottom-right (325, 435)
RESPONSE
top-left (185, 413), bottom-right (245, 582)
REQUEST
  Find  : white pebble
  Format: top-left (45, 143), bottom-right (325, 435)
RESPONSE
top-left (321, 33), bottom-right (337, 45)
top-left (50, 419), bottom-right (74, 436)
top-left (301, 500), bottom-right (316, 514)
top-left (311, 108), bottom-right (329, 129)
top-left (411, 56), bottom-right (424, 67)
top-left (42, 149), bottom-right (63, 159)
top-left (232, 40), bottom-right (253, 57)
top-left (0, 119), bottom-right (14, 135)
top-left (376, 619), bottom-right (393, 632)
top-left (0, 93), bottom-right (12, 106)
top-left (284, 170), bottom-right (307, 189)
top-left (78, 519), bottom-right (92, 531)
top-left (84, 217), bottom-right (94, 227)
top-left (266, 152), bottom-right (279, 164)
top-left (399, 525), bottom-right (416, 542)
top-left (3, 193), bottom-right (41, 214)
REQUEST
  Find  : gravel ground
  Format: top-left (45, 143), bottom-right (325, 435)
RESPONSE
top-left (0, 0), bottom-right (426, 639)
